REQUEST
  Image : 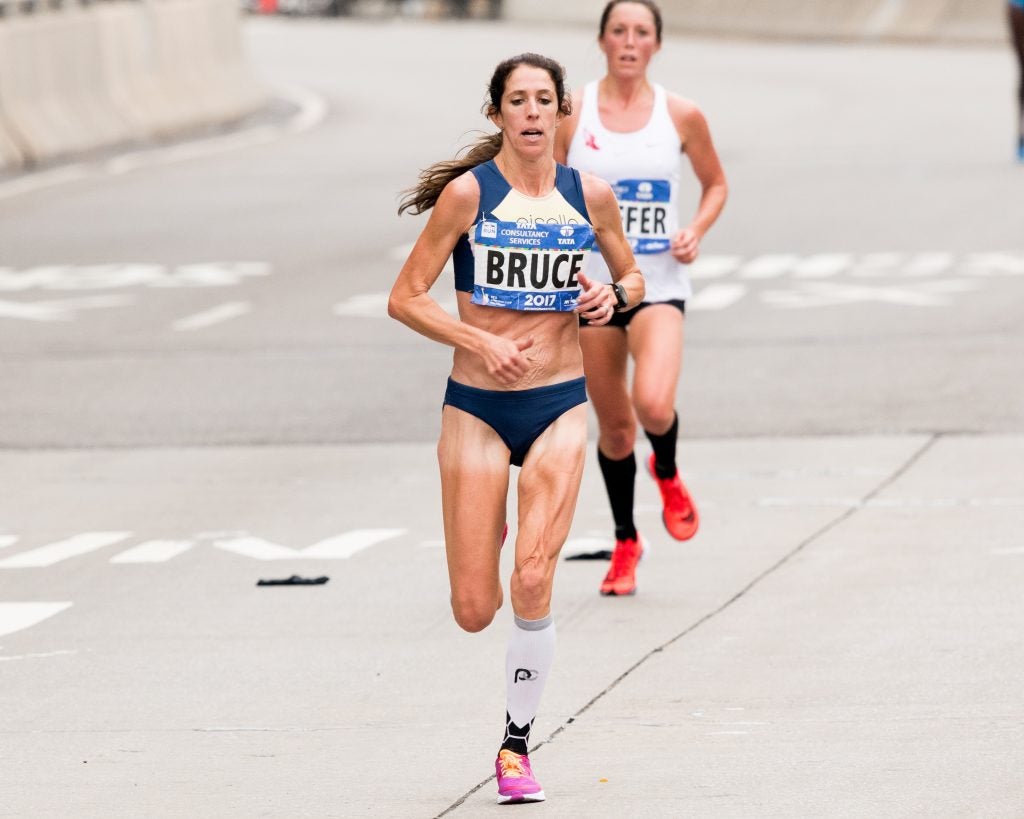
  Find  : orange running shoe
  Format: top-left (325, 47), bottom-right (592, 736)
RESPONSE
top-left (600, 535), bottom-right (644, 596)
top-left (647, 453), bottom-right (699, 541)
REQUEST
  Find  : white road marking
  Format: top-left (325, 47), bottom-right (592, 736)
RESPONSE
top-left (0, 262), bottom-right (271, 292)
top-left (0, 536), bottom-right (17, 550)
top-left (172, 301), bottom-right (251, 331)
top-left (792, 253), bottom-right (854, 278)
top-left (0, 294), bottom-right (134, 321)
top-left (762, 279), bottom-right (980, 308)
top-left (213, 529), bottom-right (406, 561)
top-left (0, 83), bottom-right (327, 201)
top-left (0, 601), bottom-right (72, 638)
top-left (110, 540), bottom-right (196, 564)
top-left (963, 253), bottom-right (1024, 276)
top-left (738, 253), bottom-right (798, 279)
top-left (689, 283), bottom-right (747, 311)
top-left (0, 651), bottom-right (76, 663)
top-left (0, 649), bottom-right (78, 663)
top-left (333, 292), bottom-right (457, 317)
top-left (688, 255), bottom-right (742, 279)
top-left (0, 532), bottom-right (132, 568)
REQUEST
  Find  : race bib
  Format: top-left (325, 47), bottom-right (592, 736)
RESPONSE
top-left (471, 220), bottom-right (595, 311)
top-left (612, 179), bottom-right (671, 255)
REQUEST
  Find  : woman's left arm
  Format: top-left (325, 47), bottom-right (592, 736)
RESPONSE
top-left (577, 175), bottom-right (645, 320)
top-left (668, 95), bottom-right (728, 264)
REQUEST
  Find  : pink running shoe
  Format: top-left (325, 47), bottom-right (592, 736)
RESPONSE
top-left (647, 453), bottom-right (699, 541)
top-left (600, 535), bottom-right (644, 596)
top-left (495, 749), bottom-right (545, 804)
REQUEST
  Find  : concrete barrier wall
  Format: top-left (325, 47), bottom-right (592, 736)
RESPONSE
top-left (505, 0), bottom-right (1008, 45)
top-left (0, 0), bottom-right (266, 171)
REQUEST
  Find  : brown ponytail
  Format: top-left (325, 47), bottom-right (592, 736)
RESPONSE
top-left (397, 53), bottom-right (571, 216)
top-left (397, 132), bottom-right (503, 216)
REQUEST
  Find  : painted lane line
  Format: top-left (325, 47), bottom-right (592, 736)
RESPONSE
top-left (213, 528), bottom-right (406, 561)
top-left (0, 602), bottom-right (72, 638)
top-left (0, 294), bottom-right (134, 322)
top-left (792, 253), bottom-right (854, 278)
top-left (0, 536), bottom-right (17, 550)
top-left (110, 540), bottom-right (196, 564)
top-left (172, 301), bottom-right (251, 331)
top-left (0, 262), bottom-right (271, 293)
top-left (333, 292), bottom-right (457, 318)
top-left (0, 649), bottom-right (78, 663)
top-left (688, 254), bottom-right (741, 279)
top-left (0, 532), bottom-right (132, 569)
top-left (738, 253), bottom-right (798, 279)
top-left (689, 283), bottom-right (747, 311)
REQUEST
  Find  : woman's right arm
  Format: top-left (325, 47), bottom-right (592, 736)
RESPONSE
top-left (387, 173), bottom-right (535, 385)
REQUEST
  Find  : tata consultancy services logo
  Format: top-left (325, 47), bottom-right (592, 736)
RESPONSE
top-left (637, 181), bottom-right (654, 201)
top-left (560, 225), bottom-right (574, 237)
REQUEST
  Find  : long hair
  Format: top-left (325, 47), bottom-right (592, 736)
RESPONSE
top-left (599, 0), bottom-right (663, 42)
top-left (397, 53), bottom-right (571, 216)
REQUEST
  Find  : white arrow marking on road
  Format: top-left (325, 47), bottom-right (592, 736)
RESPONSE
top-left (762, 279), bottom-right (980, 308)
top-left (689, 283), bottom-right (747, 311)
top-left (792, 253), bottom-right (854, 278)
top-left (214, 529), bottom-right (406, 561)
top-left (172, 301), bottom-right (251, 331)
top-left (333, 292), bottom-right (389, 318)
top-left (0, 532), bottom-right (132, 568)
top-left (0, 294), bottom-right (134, 321)
top-left (962, 253), bottom-right (1024, 276)
top-left (110, 540), bottom-right (196, 564)
top-left (0, 602), bottom-right (72, 638)
top-left (688, 254), bottom-right (742, 279)
top-left (738, 254), bottom-right (799, 279)
top-left (333, 292), bottom-right (457, 318)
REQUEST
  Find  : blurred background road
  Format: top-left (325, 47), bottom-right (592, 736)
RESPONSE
top-left (1, 4), bottom-right (1023, 817)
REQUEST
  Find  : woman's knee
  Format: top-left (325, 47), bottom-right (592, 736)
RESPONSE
top-left (599, 417), bottom-right (636, 456)
top-left (634, 396), bottom-right (675, 433)
top-left (511, 557), bottom-right (553, 612)
top-left (450, 593), bottom-right (499, 633)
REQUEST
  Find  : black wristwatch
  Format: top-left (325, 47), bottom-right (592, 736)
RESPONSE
top-left (610, 282), bottom-right (629, 311)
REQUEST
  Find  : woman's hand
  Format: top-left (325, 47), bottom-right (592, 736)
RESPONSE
top-left (670, 227), bottom-right (701, 264)
top-left (574, 271), bottom-right (617, 326)
top-left (477, 334), bottom-right (535, 386)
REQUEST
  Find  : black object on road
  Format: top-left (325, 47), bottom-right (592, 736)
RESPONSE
top-left (563, 550), bottom-right (613, 561)
top-left (256, 575), bottom-right (330, 586)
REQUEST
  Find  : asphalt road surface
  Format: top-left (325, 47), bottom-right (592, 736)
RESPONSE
top-left (1, 17), bottom-right (1022, 818)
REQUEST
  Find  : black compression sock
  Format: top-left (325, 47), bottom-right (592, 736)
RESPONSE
top-left (597, 447), bottom-right (637, 542)
top-left (645, 413), bottom-right (679, 480)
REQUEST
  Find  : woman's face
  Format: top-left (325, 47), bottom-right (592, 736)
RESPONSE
top-left (600, 2), bottom-right (661, 77)
top-left (491, 65), bottom-right (563, 159)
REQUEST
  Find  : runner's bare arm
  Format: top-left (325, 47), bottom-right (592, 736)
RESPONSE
top-left (580, 174), bottom-right (645, 310)
top-left (387, 173), bottom-right (535, 385)
top-left (668, 95), bottom-right (727, 261)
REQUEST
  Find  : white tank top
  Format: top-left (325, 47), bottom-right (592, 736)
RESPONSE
top-left (566, 81), bottom-right (691, 302)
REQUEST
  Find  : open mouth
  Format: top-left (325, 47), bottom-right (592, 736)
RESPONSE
top-left (522, 129), bottom-right (543, 137)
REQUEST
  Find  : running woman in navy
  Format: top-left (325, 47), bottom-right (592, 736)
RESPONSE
top-left (1010, 0), bottom-right (1024, 160)
top-left (556, 0), bottom-right (727, 596)
top-left (389, 53), bottom-right (644, 804)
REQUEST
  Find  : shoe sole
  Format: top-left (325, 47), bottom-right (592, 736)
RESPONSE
top-left (600, 587), bottom-right (636, 596)
top-left (497, 790), bottom-right (546, 804)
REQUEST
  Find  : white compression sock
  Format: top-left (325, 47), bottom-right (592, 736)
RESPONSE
top-left (501, 613), bottom-right (556, 755)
